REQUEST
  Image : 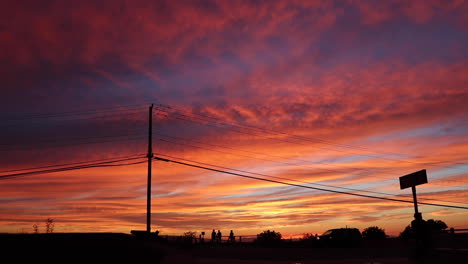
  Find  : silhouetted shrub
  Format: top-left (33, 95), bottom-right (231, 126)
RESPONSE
top-left (182, 231), bottom-right (197, 244)
top-left (255, 230), bottom-right (282, 245)
top-left (399, 225), bottom-right (413, 239)
top-left (301, 233), bottom-right (317, 240)
top-left (426, 219), bottom-right (447, 232)
top-left (45, 218), bottom-right (54, 233)
top-left (399, 218), bottom-right (448, 239)
top-left (299, 233), bottom-right (319, 247)
top-left (362, 226), bottom-right (386, 240)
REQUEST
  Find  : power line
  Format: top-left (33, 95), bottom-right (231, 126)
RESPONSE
top-left (154, 155), bottom-right (468, 210)
top-left (0, 102), bottom-right (166, 129)
top-left (2, 104), bottom-right (465, 192)
top-left (154, 106), bottom-right (407, 158)
top-left (156, 109), bottom-right (468, 184)
top-left (1, 103), bottom-right (155, 121)
top-left (155, 106), bottom-right (468, 172)
top-left (2, 102), bottom-right (465, 195)
top-left (156, 133), bottom-right (468, 190)
top-left (156, 133), bottom-right (396, 181)
top-left (159, 105), bottom-right (468, 167)
top-left (0, 154), bottom-right (145, 173)
top-left (156, 137), bottom-right (393, 184)
top-left (0, 156), bottom-right (146, 180)
top-left (4, 102), bottom-right (466, 173)
top-left (0, 134), bottom-right (146, 152)
top-left (0, 130), bottom-right (145, 147)
top-left (1, 110), bottom-right (148, 129)
top-left (153, 153), bottom-right (468, 205)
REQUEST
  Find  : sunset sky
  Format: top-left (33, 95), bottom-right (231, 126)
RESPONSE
top-left (1, 0), bottom-right (467, 238)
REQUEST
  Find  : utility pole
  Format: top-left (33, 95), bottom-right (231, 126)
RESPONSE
top-left (146, 104), bottom-right (154, 233)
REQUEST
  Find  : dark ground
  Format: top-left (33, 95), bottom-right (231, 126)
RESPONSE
top-left (1, 233), bottom-right (467, 264)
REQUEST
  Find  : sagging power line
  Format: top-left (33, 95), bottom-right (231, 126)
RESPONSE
top-left (152, 153), bottom-right (468, 206)
top-left (154, 105), bottom-right (468, 173)
top-left (0, 156), bottom-right (147, 180)
top-left (154, 155), bottom-right (468, 210)
top-left (154, 107), bottom-right (468, 188)
top-left (2, 103), bottom-right (466, 204)
top-left (155, 132), bottom-right (468, 200)
top-left (0, 154), bottom-right (145, 174)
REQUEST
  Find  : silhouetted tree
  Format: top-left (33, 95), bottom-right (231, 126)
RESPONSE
top-left (399, 225), bottom-right (413, 239)
top-left (33, 224), bottom-right (39, 234)
top-left (399, 219), bottom-right (448, 240)
top-left (182, 231), bottom-right (197, 244)
top-left (362, 226), bottom-right (386, 240)
top-left (45, 218), bottom-right (54, 233)
top-left (426, 219), bottom-right (447, 232)
top-left (256, 230), bottom-right (282, 245)
top-left (300, 232), bottom-right (318, 246)
top-left (301, 233), bottom-right (316, 240)
top-left (183, 231), bottom-right (196, 238)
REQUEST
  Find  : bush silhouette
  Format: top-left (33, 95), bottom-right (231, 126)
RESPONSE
top-left (362, 226), bottom-right (386, 240)
top-left (182, 231), bottom-right (197, 244)
top-left (45, 218), bottom-right (54, 233)
top-left (426, 219), bottom-right (447, 232)
top-left (399, 225), bottom-right (413, 239)
top-left (255, 230), bottom-right (282, 245)
top-left (301, 233), bottom-right (317, 240)
top-left (399, 218), bottom-right (448, 239)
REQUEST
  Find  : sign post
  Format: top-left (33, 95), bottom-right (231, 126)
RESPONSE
top-left (399, 169), bottom-right (428, 218)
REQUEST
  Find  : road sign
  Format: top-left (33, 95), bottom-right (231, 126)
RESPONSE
top-left (399, 169), bottom-right (427, 190)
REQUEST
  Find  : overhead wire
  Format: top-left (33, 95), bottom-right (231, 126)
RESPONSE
top-left (7, 103), bottom-right (464, 176)
top-left (2, 102), bottom-right (464, 203)
top-left (154, 105), bottom-right (468, 172)
top-left (0, 156), bottom-right (147, 180)
top-left (153, 106), bottom-right (407, 158)
top-left (155, 132), bottom-right (468, 188)
top-left (1, 103), bottom-right (154, 121)
top-left (0, 153), bottom-right (145, 173)
top-left (1, 110), bottom-right (148, 129)
top-left (0, 130), bottom-right (146, 147)
top-left (154, 152), bottom-right (468, 206)
top-left (158, 105), bottom-right (468, 168)
top-left (155, 108), bottom-right (468, 186)
top-left (156, 133), bottom-right (393, 182)
top-left (154, 155), bottom-right (468, 210)
top-left (4, 102), bottom-right (465, 174)
top-left (0, 134), bottom-right (146, 152)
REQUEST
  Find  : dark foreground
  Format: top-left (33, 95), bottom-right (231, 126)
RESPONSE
top-left (1, 233), bottom-right (467, 264)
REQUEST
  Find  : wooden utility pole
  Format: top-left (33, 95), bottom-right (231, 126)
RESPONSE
top-left (146, 104), bottom-right (154, 233)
